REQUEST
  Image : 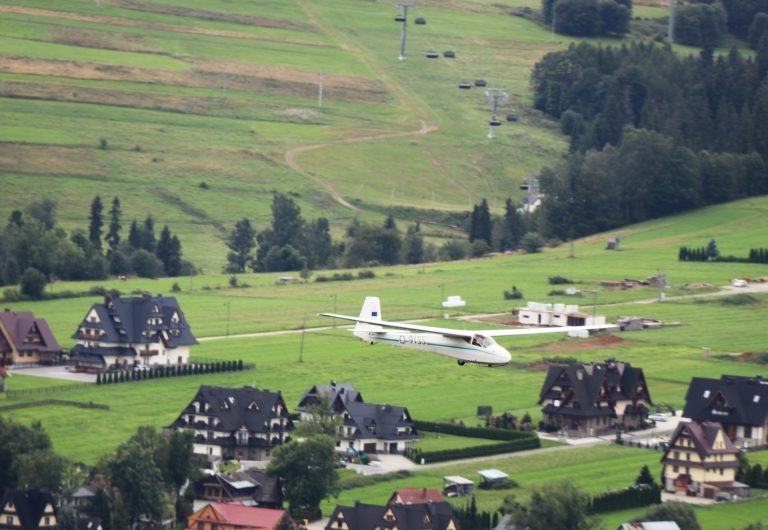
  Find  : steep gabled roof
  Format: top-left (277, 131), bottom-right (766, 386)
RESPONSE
top-left (194, 469), bottom-right (283, 507)
top-left (538, 360), bottom-right (651, 415)
top-left (662, 421), bottom-right (739, 462)
top-left (0, 310), bottom-right (60, 353)
top-left (171, 385), bottom-right (294, 435)
top-left (683, 375), bottom-right (768, 426)
top-left (297, 381), bottom-right (364, 413)
top-left (0, 490), bottom-right (57, 530)
top-left (72, 295), bottom-right (197, 346)
top-left (342, 402), bottom-right (418, 440)
top-left (325, 502), bottom-right (458, 530)
top-left (190, 502), bottom-right (285, 529)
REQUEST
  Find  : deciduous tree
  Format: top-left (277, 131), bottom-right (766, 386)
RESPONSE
top-left (267, 435), bottom-right (340, 521)
top-left (502, 481), bottom-right (593, 530)
top-left (225, 218), bottom-right (257, 273)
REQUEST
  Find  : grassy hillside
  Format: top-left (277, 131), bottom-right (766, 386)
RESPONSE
top-left (0, 0), bottom-right (675, 272)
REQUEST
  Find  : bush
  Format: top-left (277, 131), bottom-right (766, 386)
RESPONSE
top-left (20, 267), bottom-right (47, 299)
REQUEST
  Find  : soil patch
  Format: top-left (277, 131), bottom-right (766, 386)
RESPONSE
top-left (541, 333), bottom-right (631, 353)
top-left (1, 57), bottom-right (388, 107)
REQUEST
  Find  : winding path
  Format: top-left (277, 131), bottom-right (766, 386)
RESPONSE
top-left (285, 1), bottom-right (444, 210)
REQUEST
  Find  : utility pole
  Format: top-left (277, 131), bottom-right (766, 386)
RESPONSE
top-left (395, 2), bottom-right (416, 60)
top-left (317, 71), bottom-right (325, 108)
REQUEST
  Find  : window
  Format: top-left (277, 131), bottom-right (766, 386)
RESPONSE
top-left (197, 522), bottom-right (204, 530)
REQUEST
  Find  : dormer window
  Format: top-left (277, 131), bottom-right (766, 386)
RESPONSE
top-left (248, 401), bottom-right (260, 411)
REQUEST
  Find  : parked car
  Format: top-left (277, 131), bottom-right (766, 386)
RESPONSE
top-left (648, 413), bottom-right (668, 422)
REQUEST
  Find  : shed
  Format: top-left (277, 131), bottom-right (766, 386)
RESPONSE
top-left (443, 475), bottom-right (474, 497)
top-left (478, 469), bottom-right (509, 487)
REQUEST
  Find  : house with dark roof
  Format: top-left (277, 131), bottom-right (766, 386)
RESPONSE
top-left (0, 490), bottom-right (57, 530)
top-left (297, 381), bottom-right (418, 455)
top-left (69, 294), bottom-right (197, 371)
top-left (170, 385), bottom-right (294, 463)
top-left (660, 420), bottom-right (747, 499)
top-left (0, 310), bottom-right (60, 367)
top-left (185, 502), bottom-right (289, 530)
top-left (297, 381), bottom-right (364, 419)
top-left (192, 469), bottom-right (283, 510)
top-left (682, 375), bottom-right (768, 448)
top-left (538, 359), bottom-right (652, 436)
top-left (325, 501), bottom-right (459, 530)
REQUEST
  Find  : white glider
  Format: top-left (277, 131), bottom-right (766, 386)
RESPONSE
top-left (321, 296), bottom-right (615, 367)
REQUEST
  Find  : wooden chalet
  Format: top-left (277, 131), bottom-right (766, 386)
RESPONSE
top-left (193, 469), bottom-right (283, 510)
top-left (185, 502), bottom-right (289, 530)
top-left (538, 359), bottom-right (651, 436)
top-left (297, 381), bottom-right (418, 455)
top-left (0, 310), bottom-right (60, 367)
top-left (0, 490), bottom-right (57, 530)
top-left (661, 421), bottom-right (747, 499)
top-left (682, 375), bottom-right (768, 449)
top-left (69, 294), bottom-right (197, 372)
top-left (325, 501), bottom-right (459, 530)
top-left (169, 385), bottom-right (294, 463)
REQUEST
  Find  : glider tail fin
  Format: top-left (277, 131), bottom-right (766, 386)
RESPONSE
top-left (353, 296), bottom-right (383, 341)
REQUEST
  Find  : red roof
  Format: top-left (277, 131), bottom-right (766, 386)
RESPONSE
top-left (390, 488), bottom-right (445, 505)
top-left (188, 502), bottom-right (286, 530)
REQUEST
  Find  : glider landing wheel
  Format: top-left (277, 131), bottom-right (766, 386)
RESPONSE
top-left (457, 360), bottom-right (466, 366)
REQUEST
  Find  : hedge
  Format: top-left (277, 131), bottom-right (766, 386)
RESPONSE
top-left (413, 420), bottom-right (536, 441)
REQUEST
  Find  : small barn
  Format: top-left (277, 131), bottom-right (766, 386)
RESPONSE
top-left (443, 475), bottom-right (473, 497)
top-left (517, 301), bottom-right (607, 327)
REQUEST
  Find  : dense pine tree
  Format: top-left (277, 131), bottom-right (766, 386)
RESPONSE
top-left (88, 196), bottom-right (104, 253)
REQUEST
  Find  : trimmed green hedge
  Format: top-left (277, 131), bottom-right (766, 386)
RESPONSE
top-left (413, 420), bottom-right (536, 441)
top-left (409, 420), bottom-right (540, 463)
top-left (588, 483), bottom-right (661, 513)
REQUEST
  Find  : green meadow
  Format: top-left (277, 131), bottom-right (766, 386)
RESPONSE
top-left (2, 197), bottom-right (768, 527)
top-left (0, 0), bottom-right (681, 272)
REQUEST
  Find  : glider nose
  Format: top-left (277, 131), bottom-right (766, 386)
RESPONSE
top-left (495, 345), bottom-right (512, 365)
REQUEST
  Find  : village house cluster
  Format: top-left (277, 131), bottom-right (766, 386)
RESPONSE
top-left (2, 294), bottom-right (768, 530)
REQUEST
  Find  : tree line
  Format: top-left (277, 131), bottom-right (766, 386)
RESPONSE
top-left (224, 193), bottom-right (537, 274)
top-left (528, 41), bottom-right (768, 243)
top-left (0, 196), bottom-right (190, 298)
top-left (542, 0), bottom-right (768, 49)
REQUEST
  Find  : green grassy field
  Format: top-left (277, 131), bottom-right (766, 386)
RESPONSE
top-left (1, 197), bottom-right (768, 526)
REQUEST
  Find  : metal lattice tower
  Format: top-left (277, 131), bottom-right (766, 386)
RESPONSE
top-left (395, 2), bottom-right (416, 61)
top-left (484, 87), bottom-right (508, 138)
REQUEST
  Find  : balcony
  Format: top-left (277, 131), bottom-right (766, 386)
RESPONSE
top-left (78, 331), bottom-right (103, 341)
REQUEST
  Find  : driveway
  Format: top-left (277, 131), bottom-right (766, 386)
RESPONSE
top-left (6, 365), bottom-right (97, 383)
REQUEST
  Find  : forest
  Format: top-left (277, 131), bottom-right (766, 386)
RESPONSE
top-left (530, 41), bottom-right (768, 241)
